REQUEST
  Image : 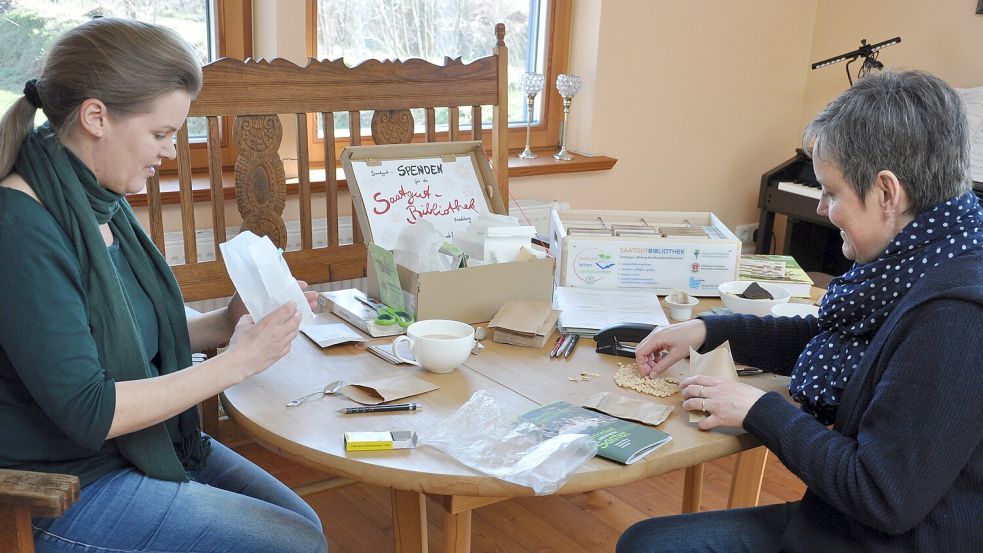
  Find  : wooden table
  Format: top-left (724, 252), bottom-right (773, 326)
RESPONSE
top-left (222, 300), bottom-right (794, 553)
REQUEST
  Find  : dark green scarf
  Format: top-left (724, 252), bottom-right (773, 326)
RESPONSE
top-left (14, 123), bottom-right (205, 482)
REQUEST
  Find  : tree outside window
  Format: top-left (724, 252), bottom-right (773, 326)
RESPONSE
top-left (0, 0), bottom-right (211, 136)
top-left (314, 0), bottom-right (547, 138)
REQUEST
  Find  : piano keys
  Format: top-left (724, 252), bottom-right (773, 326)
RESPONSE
top-left (776, 181), bottom-right (821, 200)
top-left (756, 149), bottom-right (845, 275)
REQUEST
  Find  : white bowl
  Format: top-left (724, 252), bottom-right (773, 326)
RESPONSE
top-left (770, 303), bottom-right (819, 318)
top-left (717, 281), bottom-right (791, 316)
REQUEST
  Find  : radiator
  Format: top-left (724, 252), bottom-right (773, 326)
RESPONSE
top-left (171, 199), bottom-right (565, 312)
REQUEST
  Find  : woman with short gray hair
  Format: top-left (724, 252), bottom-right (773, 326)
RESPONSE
top-left (622, 70), bottom-right (983, 552)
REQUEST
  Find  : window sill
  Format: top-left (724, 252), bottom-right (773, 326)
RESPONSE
top-left (127, 150), bottom-right (616, 208)
top-left (508, 149), bottom-right (617, 177)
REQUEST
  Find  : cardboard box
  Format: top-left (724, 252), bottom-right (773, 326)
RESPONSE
top-left (366, 257), bottom-right (554, 324)
top-left (343, 142), bottom-right (555, 323)
top-left (549, 210), bottom-right (740, 297)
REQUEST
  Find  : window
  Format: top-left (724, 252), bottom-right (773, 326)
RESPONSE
top-left (309, 0), bottom-right (570, 159)
top-left (0, 0), bottom-right (251, 171)
top-left (0, 0), bottom-right (211, 129)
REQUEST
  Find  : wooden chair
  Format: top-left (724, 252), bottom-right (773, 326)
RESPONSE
top-left (0, 469), bottom-right (79, 553)
top-left (141, 24), bottom-right (509, 443)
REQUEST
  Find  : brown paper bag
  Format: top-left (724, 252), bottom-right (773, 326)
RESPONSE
top-left (487, 300), bottom-right (560, 348)
top-left (488, 300), bottom-right (554, 335)
top-left (583, 392), bottom-right (673, 426)
top-left (340, 374), bottom-right (439, 405)
top-left (687, 341), bottom-right (738, 423)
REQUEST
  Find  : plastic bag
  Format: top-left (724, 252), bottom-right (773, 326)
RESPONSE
top-left (422, 390), bottom-right (597, 495)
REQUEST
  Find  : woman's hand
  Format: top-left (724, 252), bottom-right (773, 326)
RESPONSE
top-left (228, 280), bottom-right (317, 327)
top-left (226, 280), bottom-right (317, 325)
top-left (635, 319), bottom-right (707, 377)
top-left (679, 376), bottom-right (765, 430)
top-left (225, 302), bottom-right (301, 380)
top-left (227, 292), bottom-right (248, 324)
top-left (110, 301), bottom-right (301, 439)
top-left (297, 280), bottom-right (319, 312)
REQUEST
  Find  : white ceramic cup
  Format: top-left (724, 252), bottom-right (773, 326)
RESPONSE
top-left (393, 319), bottom-right (475, 373)
top-left (664, 296), bottom-right (700, 321)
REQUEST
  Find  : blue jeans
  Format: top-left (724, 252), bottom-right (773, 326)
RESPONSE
top-left (617, 502), bottom-right (797, 553)
top-left (33, 437), bottom-right (328, 553)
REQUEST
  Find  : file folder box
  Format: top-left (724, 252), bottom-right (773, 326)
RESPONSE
top-left (549, 210), bottom-right (740, 297)
top-left (343, 141), bottom-right (555, 323)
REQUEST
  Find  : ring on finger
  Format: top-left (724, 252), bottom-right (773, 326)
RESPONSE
top-left (697, 385), bottom-right (705, 398)
top-left (702, 398), bottom-right (708, 412)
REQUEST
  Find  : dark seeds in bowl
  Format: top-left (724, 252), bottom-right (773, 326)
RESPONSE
top-left (739, 282), bottom-right (774, 300)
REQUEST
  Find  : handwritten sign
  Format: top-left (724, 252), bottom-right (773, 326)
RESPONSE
top-left (349, 156), bottom-right (491, 250)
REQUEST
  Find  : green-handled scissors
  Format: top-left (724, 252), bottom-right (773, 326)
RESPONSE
top-left (374, 305), bottom-right (414, 327)
top-left (355, 294), bottom-right (414, 328)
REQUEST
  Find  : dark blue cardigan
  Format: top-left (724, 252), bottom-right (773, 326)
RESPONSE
top-left (701, 249), bottom-right (983, 552)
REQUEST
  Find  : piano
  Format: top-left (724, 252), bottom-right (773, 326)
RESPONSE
top-left (757, 150), bottom-right (983, 275)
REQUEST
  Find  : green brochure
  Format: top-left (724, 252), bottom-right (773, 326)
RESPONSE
top-left (520, 401), bottom-right (672, 465)
top-left (367, 243), bottom-right (405, 310)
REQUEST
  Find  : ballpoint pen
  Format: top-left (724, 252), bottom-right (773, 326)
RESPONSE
top-left (549, 334), bottom-right (567, 358)
top-left (563, 334), bottom-right (580, 358)
top-left (737, 368), bottom-right (764, 376)
top-left (338, 403), bottom-right (423, 414)
top-left (353, 293), bottom-right (386, 312)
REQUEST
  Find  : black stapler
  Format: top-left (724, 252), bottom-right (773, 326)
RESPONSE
top-left (594, 323), bottom-right (656, 358)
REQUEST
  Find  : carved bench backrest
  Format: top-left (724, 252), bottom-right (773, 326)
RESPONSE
top-left (145, 24), bottom-right (509, 302)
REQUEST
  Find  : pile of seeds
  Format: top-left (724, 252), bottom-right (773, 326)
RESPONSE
top-left (613, 362), bottom-right (679, 398)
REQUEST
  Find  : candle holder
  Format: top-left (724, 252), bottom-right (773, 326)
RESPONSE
top-left (518, 72), bottom-right (544, 159)
top-left (554, 73), bottom-right (581, 161)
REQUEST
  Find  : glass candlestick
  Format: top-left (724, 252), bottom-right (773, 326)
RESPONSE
top-left (518, 72), bottom-right (544, 159)
top-left (554, 73), bottom-right (581, 161)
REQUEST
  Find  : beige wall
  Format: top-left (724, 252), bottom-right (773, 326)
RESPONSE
top-left (509, 0), bottom-right (818, 231)
top-left (800, 0), bottom-right (983, 131)
top-left (512, 0), bottom-right (983, 230)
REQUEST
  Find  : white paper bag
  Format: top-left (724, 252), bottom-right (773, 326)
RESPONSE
top-left (219, 231), bottom-right (315, 326)
top-left (394, 218), bottom-right (453, 273)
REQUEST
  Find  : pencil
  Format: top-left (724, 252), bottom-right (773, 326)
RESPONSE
top-left (563, 334), bottom-right (580, 358)
top-left (550, 334), bottom-right (568, 358)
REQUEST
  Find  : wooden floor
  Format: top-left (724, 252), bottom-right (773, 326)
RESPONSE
top-left (236, 442), bottom-right (806, 553)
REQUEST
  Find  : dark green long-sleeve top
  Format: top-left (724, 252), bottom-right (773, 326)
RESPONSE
top-left (0, 187), bottom-right (164, 486)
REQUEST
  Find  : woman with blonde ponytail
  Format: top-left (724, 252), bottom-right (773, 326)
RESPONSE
top-left (0, 83), bottom-right (41, 179)
top-left (0, 18), bottom-right (327, 553)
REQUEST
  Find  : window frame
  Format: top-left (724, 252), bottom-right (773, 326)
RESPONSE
top-left (303, 0), bottom-right (572, 165)
top-left (159, 0), bottom-right (252, 173)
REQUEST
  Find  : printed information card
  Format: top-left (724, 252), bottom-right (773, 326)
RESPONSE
top-left (562, 238), bottom-right (739, 294)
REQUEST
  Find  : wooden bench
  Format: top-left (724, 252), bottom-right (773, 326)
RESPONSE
top-left (0, 469), bottom-right (79, 553)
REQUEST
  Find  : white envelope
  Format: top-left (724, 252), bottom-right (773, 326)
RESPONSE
top-left (219, 231), bottom-right (315, 326)
top-left (300, 316), bottom-right (365, 348)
